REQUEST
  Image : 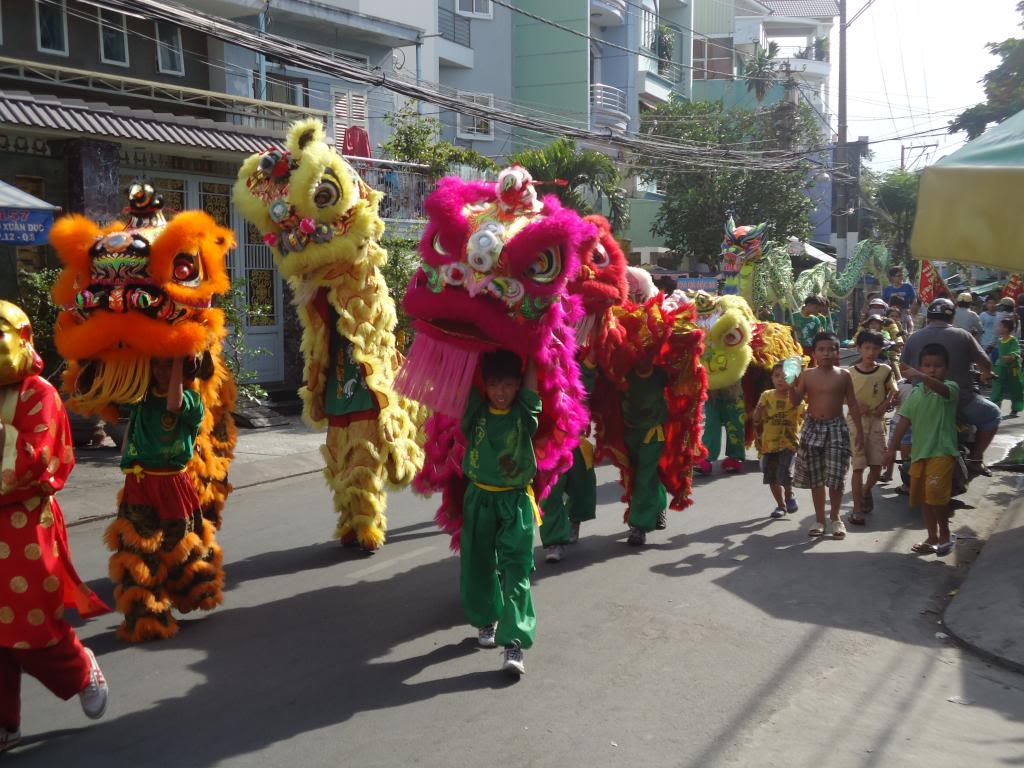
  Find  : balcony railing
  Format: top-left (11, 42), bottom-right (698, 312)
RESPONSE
top-left (344, 156), bottom-right (431, 222)
top-left (590, 83), bottom-right (628, 114)
top-left (639, 10), bottom-right (683, 84)
top-left (438, 7), bottom-right (471, 48)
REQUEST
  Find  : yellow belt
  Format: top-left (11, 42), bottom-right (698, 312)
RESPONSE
top-left (644, 425), bottom-right (665, 444)
top-left (122, 466), bottom-right (184, 479)
top-left (472, 482), bottom-right (542, 526)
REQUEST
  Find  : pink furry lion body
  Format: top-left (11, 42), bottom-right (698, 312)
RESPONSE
top-left (400, 170), bottom-right (594, 549)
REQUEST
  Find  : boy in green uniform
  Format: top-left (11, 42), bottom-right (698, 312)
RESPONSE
top-left (792, 295), bottom-right (828, 359)
top-left (884, 344), bottom-right (960, 556)
top-left (990, 318), bottom-right (1023, 417)
top-left (623, 363), bottom-right (669, 547)
top-left (460, 350), bottom-right (541, 676)
top-left (539, 355), bottom-right (598, 563)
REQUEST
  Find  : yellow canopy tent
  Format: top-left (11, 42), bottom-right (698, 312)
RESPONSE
top-left (911, 109), bottom-right (1024, 271)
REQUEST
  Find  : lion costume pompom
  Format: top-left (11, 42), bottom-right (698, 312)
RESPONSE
top-left (234, 119), bottom-right (423, 551)
top-left (50, 183), bottom-right (237, 641)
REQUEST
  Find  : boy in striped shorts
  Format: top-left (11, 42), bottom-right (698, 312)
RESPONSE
top-left (790, 332), bottom-right (864, 538)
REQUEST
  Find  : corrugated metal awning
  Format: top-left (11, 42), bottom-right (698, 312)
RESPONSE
top-left (0, 90), bottom-right (286, 155)
top-left (762, 1), bottom-right (839, 17)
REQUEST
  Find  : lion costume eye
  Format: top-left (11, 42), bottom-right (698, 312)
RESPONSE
top-left (722, 328), bottom-right (744, 347)
top-left (591, 243), bottom-right (610, 269)
top-left (313, 178), bottom-right (341, 208)
top-left (525, 247), bottom-right (561, 283)
top-left (172, 253), bottom-right (202, 287)
top-left (468, 250), bottom-right (494, 272)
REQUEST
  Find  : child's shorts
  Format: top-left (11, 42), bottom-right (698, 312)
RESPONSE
top-left (793, 416), bottom-right (850, 491)
top-left (849, 416), bottom-right (886, 470)
top-left (909, 456), bottom-right (954, 507)
top-left (761, 449), bottom-right (794, 486)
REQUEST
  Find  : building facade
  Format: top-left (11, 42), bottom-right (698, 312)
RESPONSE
top-left (0, 0), bottom-right (428, 386)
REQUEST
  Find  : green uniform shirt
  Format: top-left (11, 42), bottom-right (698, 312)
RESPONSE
top-left (121, 388), bottom-right (204, 470)
top-left (461, 388), bottom-right (541, 488)
top-left (899, 379), bottom-right (960, 462)
top-left (996, 335), bottom-right (1021, 375)
top-left (792, 312), bottom-right (826, 349)
top-left (622, 368), bottom-right (668, 430)
top-left (325, 327), bottom-right (376, 416)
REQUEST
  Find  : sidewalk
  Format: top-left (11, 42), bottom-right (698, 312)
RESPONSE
top-left (61, 415), bottom-right (326, 526)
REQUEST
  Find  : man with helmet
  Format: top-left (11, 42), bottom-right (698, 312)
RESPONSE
top-left (901, 297), bottom-right (999, 476)
top-left (954, 292), bottom-right (983, 338)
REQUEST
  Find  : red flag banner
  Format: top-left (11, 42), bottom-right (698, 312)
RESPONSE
top-left (918, 260), bottom-right (949, 304)
top-left (1002, 274), bottom-right (1023, 301)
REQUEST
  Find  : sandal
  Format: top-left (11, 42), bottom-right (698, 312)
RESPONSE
top-left (862, 491), bottom-right (874, 514)
top-left (808, 524), bottom-right (825, 537)
top-left (831, 519), bottom-right (847, 539)
top-left (895, 485), bottom-right (910, 496)
top-left (911, 541), bottom-right (936, 555)
top-left (935, 534), bottom-right (957, 557)
top-left (848, 512), bottom-right (866, 526)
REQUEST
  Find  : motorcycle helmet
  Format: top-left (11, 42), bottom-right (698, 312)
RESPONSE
top-left (926, 297), bottom-right (956, 323)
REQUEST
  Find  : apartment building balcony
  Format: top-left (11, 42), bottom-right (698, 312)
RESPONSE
top-left (590, 83), bottom-right (629, 133)
top-left (590, 0), bottom-right (627, 27)
top-left (345, 156), bottom-right (430, 234)
top-left (773, 45), bottom-right (830, 82)
top-left (437, 7), bottom-right (474, 69)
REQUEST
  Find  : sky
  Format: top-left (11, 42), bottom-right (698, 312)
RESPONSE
top-left (835, 0), bottom-right (1022, 171)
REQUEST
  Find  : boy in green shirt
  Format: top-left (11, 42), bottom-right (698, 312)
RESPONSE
top-left (884, 344), bottom-right (960, 556)
top-left (792, 294), bottom-right (827, 358)
top-left (990, 318), bottom-right (1023, 416)
top-left (460, 350), bottom-right (541, 676)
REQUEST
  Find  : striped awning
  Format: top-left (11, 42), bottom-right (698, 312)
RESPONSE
top-left (0, 90), bottom-right (285, 155)
top-left (762, 1), bottom-right (839, 17)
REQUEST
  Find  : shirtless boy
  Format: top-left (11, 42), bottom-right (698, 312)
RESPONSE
top-left (790, 331), bottom-right (863, 538)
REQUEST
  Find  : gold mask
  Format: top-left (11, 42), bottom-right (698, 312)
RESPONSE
top-left (0, 301), bottom-right (40, 386)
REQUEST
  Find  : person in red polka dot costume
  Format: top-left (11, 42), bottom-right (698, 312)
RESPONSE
top-left (0, 301), bottom-right (109, 752)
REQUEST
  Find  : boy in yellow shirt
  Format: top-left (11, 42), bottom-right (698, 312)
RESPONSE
top-left (753, 363), bottom-right (805, 519)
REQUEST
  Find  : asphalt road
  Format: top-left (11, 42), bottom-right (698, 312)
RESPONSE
top-left (10, 455), bottom-right (1024, 767)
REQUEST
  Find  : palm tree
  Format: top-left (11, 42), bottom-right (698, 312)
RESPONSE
top-left (743, 41), bottom-right (780, 104)
top-left (507, 138), bottom-right (630, 232)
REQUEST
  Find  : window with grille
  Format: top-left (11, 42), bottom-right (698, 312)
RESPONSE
top-left (333, 91), bottom-right (369, 152)
top-left (98, 9), bottom-right (129, 66)
top-left (36, 0), bottom-right (68, 55)
top-left (456, 0), bottom-right (492, 19)
top-left (253, 73), bottom-right (309, 106)
top-left (456, 92), bottom-right (494, 141)
top-left (156, 22), bottom-right (184, 75)
top-left (692, 37), bottom-right (734, 81)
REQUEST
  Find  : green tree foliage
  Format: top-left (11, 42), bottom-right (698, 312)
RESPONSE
top-left (507, 137), bottom-right (630, 232)
top-left (743, 41), bottom-right (780, 103)
top-left (379, 236), bottom-right (420, 349)
top-left (381, 103), bottom-right (497, 179)
top-left (639, 100), bottom-right (820, 265)
top-left (870, 168), bottom-right (919, 264)
top-left (16, 268), bottom-right (62, 378)
top-left (950, 2), bottom-right (1024, 138)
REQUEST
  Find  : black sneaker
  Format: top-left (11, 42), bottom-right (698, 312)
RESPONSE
top-left (655, 509), bottom-right (667, 530)
top-left (627, 526), bottom-right (646, 546)
top-left (502, 642), bottom-right (525, 676)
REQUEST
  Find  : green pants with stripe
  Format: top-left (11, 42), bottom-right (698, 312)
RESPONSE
top-left (625, 424), bottom-right (667, 532)
top-left (460, 484), bottom-right (537, 649)
top-left (539, 442), bottom-right (597, 546)
top-left (702, 389), bottom-right (745, 461)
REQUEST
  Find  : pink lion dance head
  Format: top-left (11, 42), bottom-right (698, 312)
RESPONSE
top-left (399, 166), bottom-right (596, 548)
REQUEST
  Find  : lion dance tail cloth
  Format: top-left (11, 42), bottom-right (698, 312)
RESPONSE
top-left (399, 167), bottom-right (595, 550)
top-left (50, 184), bottom-right (237, 641)
top-left (592, 284), bottom-right (708, 520)
top-left (234, 120), bottom-right (423, 551)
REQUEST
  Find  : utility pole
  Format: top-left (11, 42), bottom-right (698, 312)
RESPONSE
top-left (835, 0), bottom-right (848, 337)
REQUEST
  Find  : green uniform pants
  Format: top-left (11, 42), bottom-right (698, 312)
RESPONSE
top-left (992, 362), bottom-right (1024, 413)
top-left (539, 443), bottom-right (597, 546)
top-left (460, 484), bottom-right (537, 649)
top-left (702, 390), bottom-right (745, 461)
top-left (625, 425), bottom-right (667, 531)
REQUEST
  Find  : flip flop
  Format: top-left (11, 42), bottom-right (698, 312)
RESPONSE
top-left (848, 513), bottom-right (866, 526)
top-left (910, 541), bottom-right (936, 554)
top-left (935, 534), bottom-right (958, 557)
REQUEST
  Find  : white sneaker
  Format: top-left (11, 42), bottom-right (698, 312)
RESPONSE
top-left (502, 643), bottom-right (525, 676)
top-left (568, 522), bottom-right (581, 544)
top-left (79, 647), bottom-right (108, 720)
top-left (477, 623), bottom-right (497, 648)
top-left (544, 544), bottom-right (564, 563)
top-left (0, 728), bottom-right (20, 753)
